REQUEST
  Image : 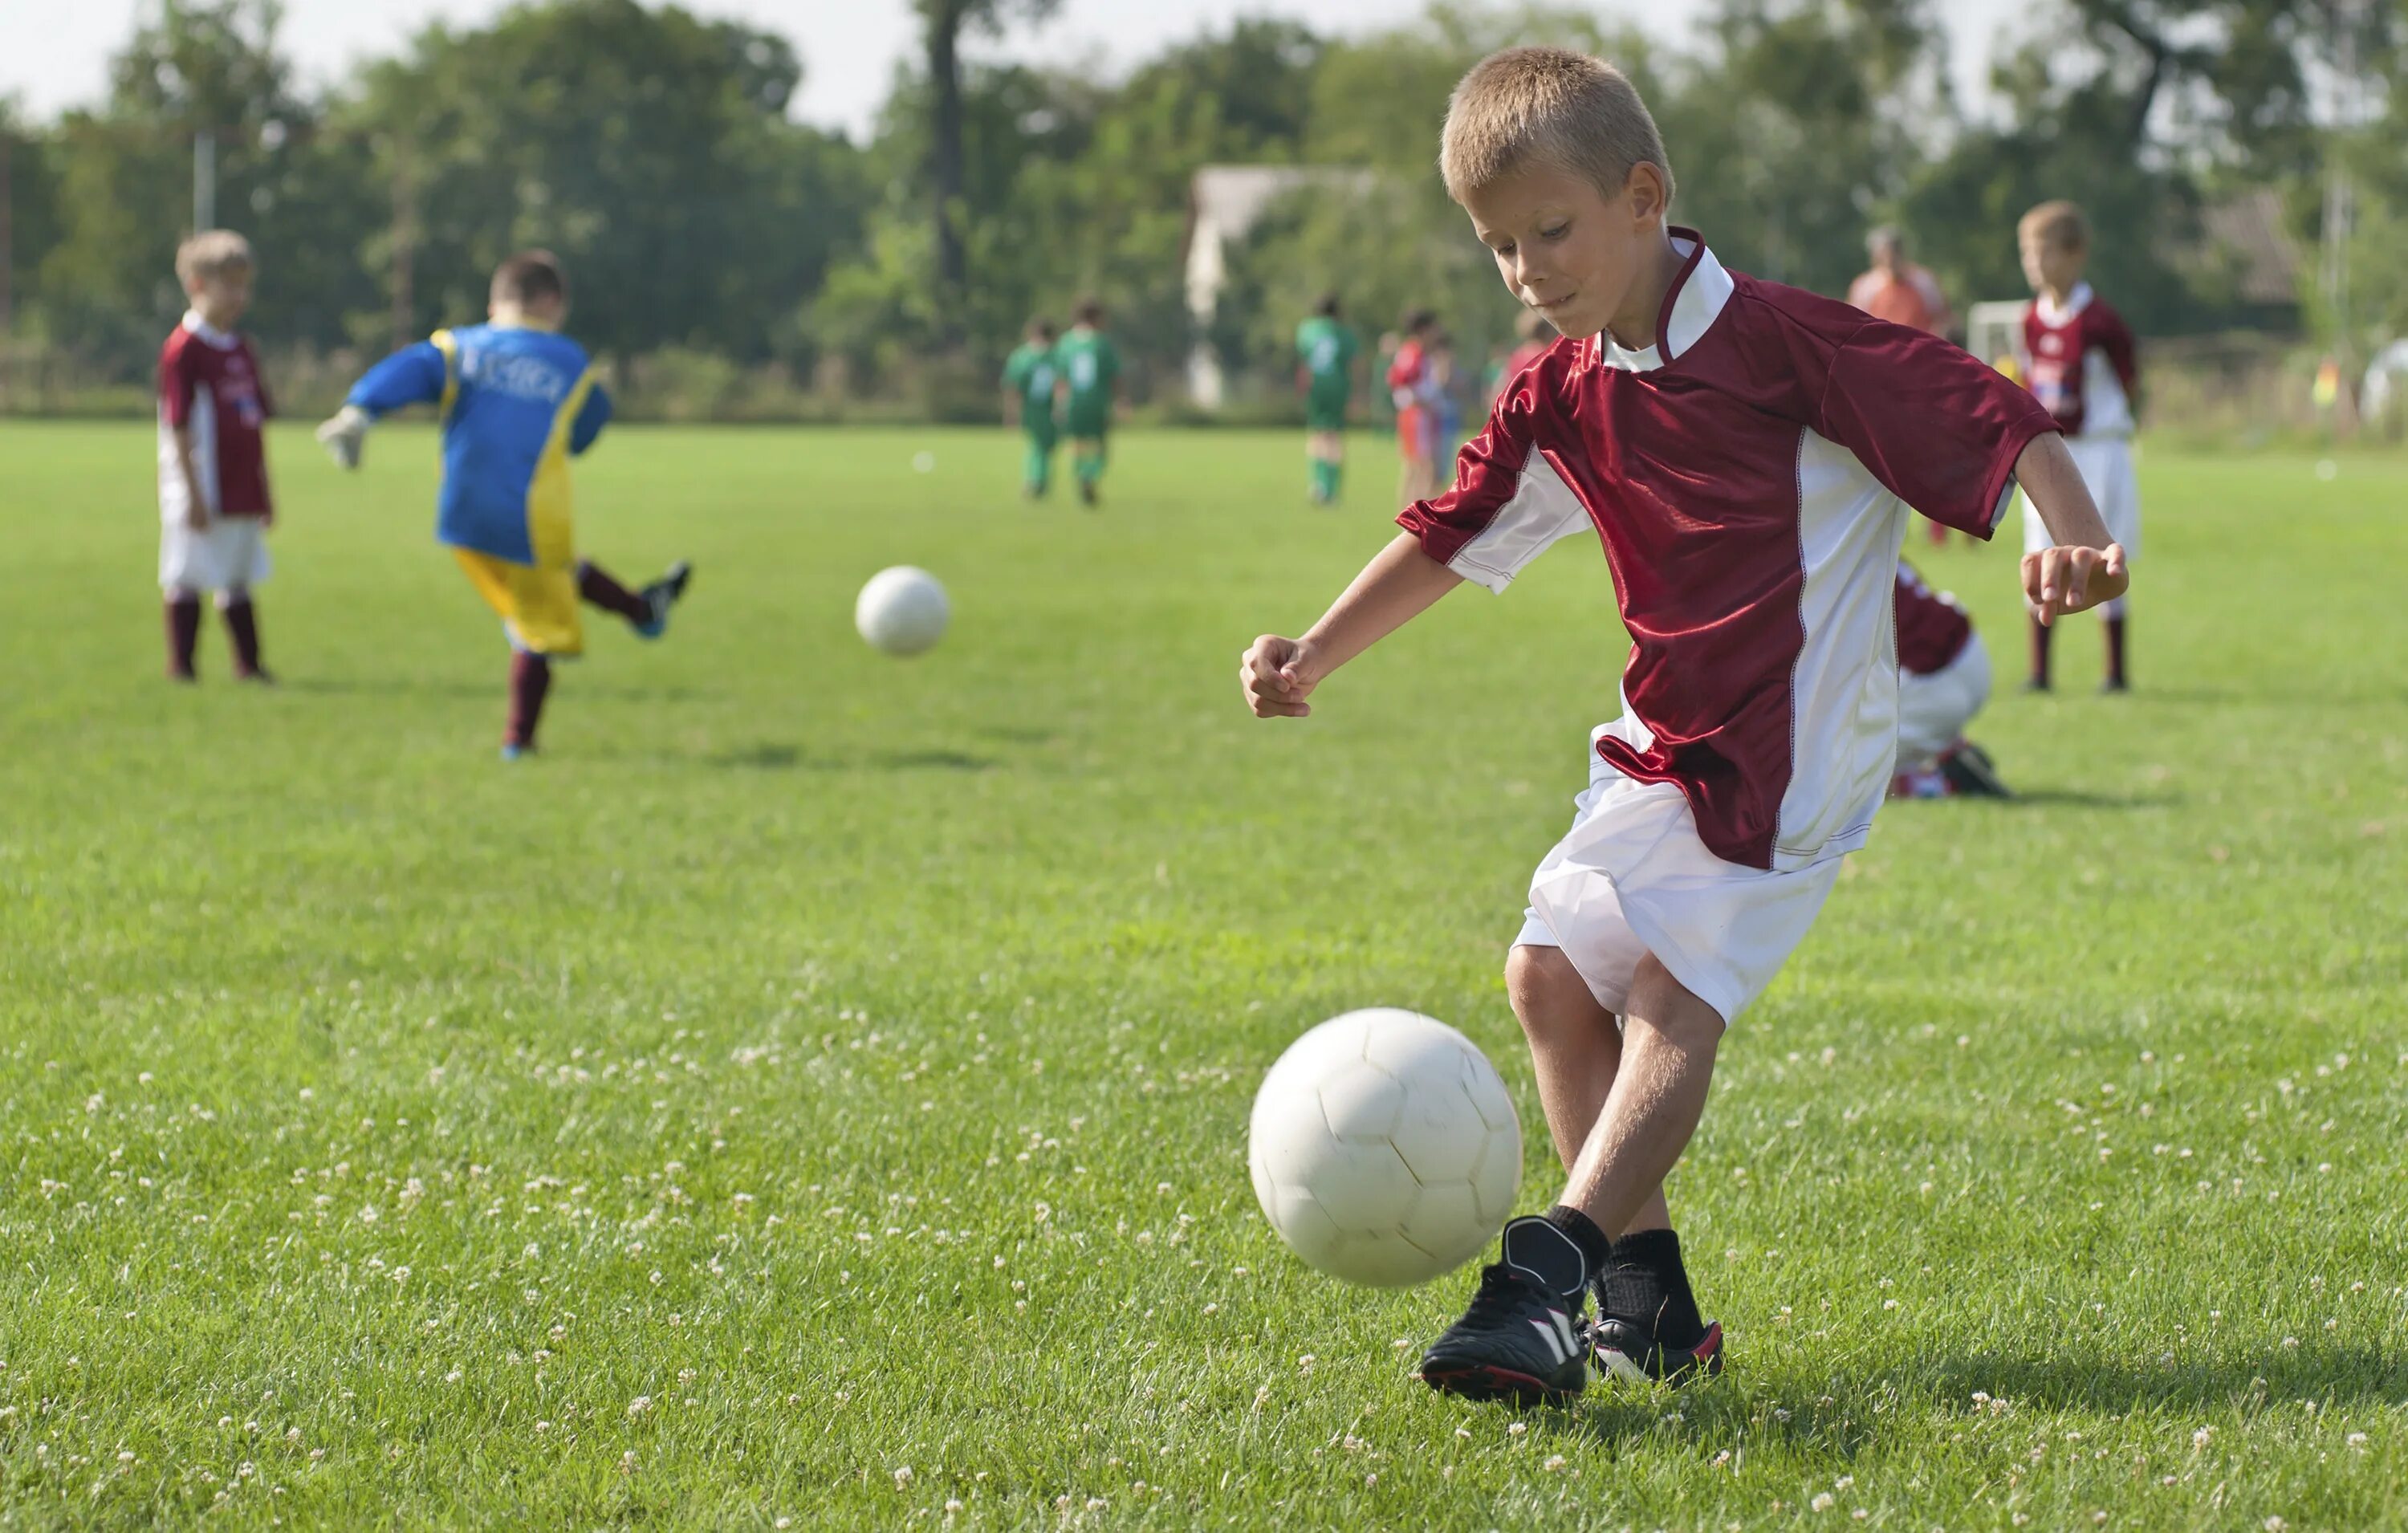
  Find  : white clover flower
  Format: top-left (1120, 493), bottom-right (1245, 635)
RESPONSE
top-left (1812, 1492), bottom-right (1836, 1511)
top-left (627, 1397), bottom-right (653, 1419)
top-left (893, 1466), bottom-right (913, 1487)
top-left (1544, 1454), bottom-right (1568, 1472)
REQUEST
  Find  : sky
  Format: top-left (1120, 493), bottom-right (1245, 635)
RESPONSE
top-left (1, 0), bottom-right (2029, 136)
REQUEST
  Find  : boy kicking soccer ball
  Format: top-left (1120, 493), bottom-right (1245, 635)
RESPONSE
top-left (157, 230), bottom-right (276, 683)
top-left (316, 250), bottom-right (690, 758)
top-left (1239, 47), bottom-right (2125, 1403)
top-left (2015, 200), bottom-right (2142, 693)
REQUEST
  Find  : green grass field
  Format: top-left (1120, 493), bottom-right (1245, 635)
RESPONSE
top-left (2, 420), bottom-right (2404, 1529)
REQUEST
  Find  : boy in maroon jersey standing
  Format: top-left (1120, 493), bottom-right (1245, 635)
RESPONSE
top-left (2016, 201), bottom-right (2142, 692)
top-left (157, 230), bottom-right (276, 682)
top-left (1240, 47), bottom-right (2127, 1403)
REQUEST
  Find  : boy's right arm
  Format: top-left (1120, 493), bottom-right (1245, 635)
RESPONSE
top-left (1240, 534), bottom-right (1463, 718)
top-left (318, 340), bottom-right (449, 469)
top-left (171, 426), bottom-right (209, 531)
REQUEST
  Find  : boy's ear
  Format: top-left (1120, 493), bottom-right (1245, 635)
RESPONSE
top-left (1624, 162), bottom-right (1669, 226)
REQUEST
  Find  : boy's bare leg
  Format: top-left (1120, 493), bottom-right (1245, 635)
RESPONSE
top-left (1507, 945), bottom-right (1671, 1234)
top-left (1560, 954), bottom-right (1720, 1234)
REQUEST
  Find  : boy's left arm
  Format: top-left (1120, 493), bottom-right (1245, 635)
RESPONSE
top-left (569, 384), bottom-right (612, 457)
top-left (2011, 432), bottom-right (2128, 625)
top-left (1818, 319), bottom-right (2124, 621)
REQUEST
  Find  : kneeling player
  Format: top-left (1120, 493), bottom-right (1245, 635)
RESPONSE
top-left (1890, 561), bottom-right (2008, 799)
top-left (317, 251), bottom-right (690, 758)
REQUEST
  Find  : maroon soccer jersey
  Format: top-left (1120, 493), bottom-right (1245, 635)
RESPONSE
top-left (157, 314), bottom-right (274, 519)
top-left (1399, 231), bottom-right (2057, 870)
top-left (1893, 560), bottom-right (1972, 676)
top-left (2020, 283), bottom-right (2138, 438)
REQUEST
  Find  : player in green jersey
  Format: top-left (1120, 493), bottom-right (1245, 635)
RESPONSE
top-left (1295, 293), bottom-right (1360, 506)
top-left (1000, 317), bottom-right (1061, 499)
top-left (1056, 299), bottom-right (1121, 507)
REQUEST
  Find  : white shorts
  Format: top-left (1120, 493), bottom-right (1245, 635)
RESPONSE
top-left (2023, 436), bottom-right (2138, 615)
top-left (1896, 630), bottom-right (1992, 774)
top-left (1513, 734), bottom-right (1845, 1026)
top-left (161, 514), bottom-right (270, 596)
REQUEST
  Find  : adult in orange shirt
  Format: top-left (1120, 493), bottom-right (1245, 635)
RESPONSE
top-left (1849, 226), bottom-right (1958, 543)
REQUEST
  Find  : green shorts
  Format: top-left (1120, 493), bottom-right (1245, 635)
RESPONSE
top-left (1022, 418), bottom-right (1058, 451)
top-left (1304, 389), bottom-right (1351, 433)
top-left (1064, 403), bottom-right (1111, 441)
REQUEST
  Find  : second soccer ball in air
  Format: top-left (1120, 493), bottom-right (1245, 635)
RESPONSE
top-left (1249, 1008), bottom-right (1521, 1288)
top-left (856, 566), bottom-right (950, 657)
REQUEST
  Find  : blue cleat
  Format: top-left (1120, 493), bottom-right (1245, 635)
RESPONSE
top-left (634, 561), bottom-right (693, 639)
top-left (500, 743), bottom-right (532, 762)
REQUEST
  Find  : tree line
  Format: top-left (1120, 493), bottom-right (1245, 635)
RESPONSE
top-left (1, 0), bottom-right (2401, 417)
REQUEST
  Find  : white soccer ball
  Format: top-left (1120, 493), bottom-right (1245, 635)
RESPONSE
top-left (1248, 1008), bottom-right (1522, 1288)
top-left (855, 566), bottom-right (950, 657)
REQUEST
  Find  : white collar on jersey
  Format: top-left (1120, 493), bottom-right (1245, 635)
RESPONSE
top-left (180, 311), bottom-right (241, 351)
top-left (1588, 229), bottom-right (1735, 374)
top-left (2034, 281), bottom-right (2094, 327)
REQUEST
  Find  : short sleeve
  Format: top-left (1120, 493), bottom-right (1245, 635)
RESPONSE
top-left (1396, 373), bottom-right (1590, 593)
top-left (158, 339), bottom-right (199, 428)
top-left (2095, 306), bottom-right (2140, 394)
top-left (1817, 320), bottom-right (2059, 537)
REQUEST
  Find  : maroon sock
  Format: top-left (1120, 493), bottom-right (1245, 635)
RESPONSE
top-left (2104, 614), bottom-right (2128, 688)
top-left (165, 594), bottom-right (202, 678)
top-left (576, 560), bottom-right (649, 624)
top-left (508, 651), bottom-right (553, 749)
top-left (222, 597), bottom-right (263, 677)
top-left (2027, 612), bottom-right (2052, 688)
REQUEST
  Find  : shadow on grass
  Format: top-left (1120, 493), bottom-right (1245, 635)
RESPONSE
top-left (1536, 1347), bottom-right (2404, 1452)
top-left (283, 677), bottom-right (710, 703)
top-left (1998, 789), bottom-right (2184, 809)
top-left (708, 742), bottom-right (995, 773)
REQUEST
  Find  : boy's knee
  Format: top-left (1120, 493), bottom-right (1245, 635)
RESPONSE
top-left (1626, 954), bottom-right (1727, 1048)
top-left (1506, 944), bottom-right (1594, 1026)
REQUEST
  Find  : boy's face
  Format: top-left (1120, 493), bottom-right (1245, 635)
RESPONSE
top-left (2019, 230), bottom-right (2086, 297)
top-left (189, 266), bottom-right (254, 328)
top-left (1461, 161), bottom-right (1658, 342)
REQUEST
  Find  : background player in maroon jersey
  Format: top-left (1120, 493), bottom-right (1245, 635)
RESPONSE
top-left (157, 230), bottom-right (276, 682)
top-left (2016, 201), bottom-right (2142, 693)
top-left (1890, 560), bottom-right (2008, 799)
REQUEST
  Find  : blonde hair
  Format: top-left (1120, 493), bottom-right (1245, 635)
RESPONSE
top-left (1440, 47), bottom-right (1673, 208)
top-left (176, 229), bottom-right (255, 288)
top-left (2019, 200), bottom-right (2089, 252)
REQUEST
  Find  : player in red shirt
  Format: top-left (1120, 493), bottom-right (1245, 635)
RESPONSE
top-left (1493, 309), bottom-right (1553, 406)
top-left (1889, 561), bottom-right (2007, 799)
top-left (1386, 310), bottom-right (1442, 506)
top-left (1241, 48), bottom-right (2125, 1402)
top-left (157, 230), bottom-right (275, 682)
top-left (2017, 200), bottom-right (2142, 692)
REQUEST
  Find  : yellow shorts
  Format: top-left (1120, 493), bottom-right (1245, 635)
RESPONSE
top-left (454, 548), bottom-right (583, 657)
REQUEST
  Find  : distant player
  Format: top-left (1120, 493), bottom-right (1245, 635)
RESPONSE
top-left (1295, 294), bottom-right (1359, 505)
top-left (1056, 299), bottom-right (1121, 507)
top-left (1494, 310), bottom-right (1552, 405)
top-left (1242, 47), bottom-right (2123, 1404)
top-left (2017, 200), bottom-right (2141, 693)
top-left (1848, 226), bottom-right (1958, 547)
top-left (1001, 317), bottom-right (1060, 499)
top-left (157, 230), bottom-right (276, 683)
top-left (1430, 332), bottom-right (1467, 462)
top-left (1889, 561), bottom-right (2008, 799)
top-left (315, 250), bottom-right (691, 758)
top-left (1386, 309), bottom-right (1442, 506)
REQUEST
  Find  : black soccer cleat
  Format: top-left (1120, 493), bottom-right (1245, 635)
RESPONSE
top-left (1939, 739), bottom-right (2011, 799)
top-left (1418, 1218), bottom-right (1590, 1407)
top-left (1588, 1313), bottom-right (1725, 1386)
top-left (634, 561), bottom-right (693, 640)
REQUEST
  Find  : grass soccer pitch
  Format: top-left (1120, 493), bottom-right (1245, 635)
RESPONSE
top-left (2, 420), bottom-right (2405, 1529)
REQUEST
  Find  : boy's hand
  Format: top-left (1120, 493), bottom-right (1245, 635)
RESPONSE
top-left (1240, 636), bottom-right (1325, 718)
top-left (183, 474), bottom-right (211, 531)
top-left (315, 406), bottom-right (370, 470)
top-left (2022, 542), bottom-right (2128, 625)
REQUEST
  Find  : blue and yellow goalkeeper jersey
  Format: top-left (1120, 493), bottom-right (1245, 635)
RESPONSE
top-left (346, 323), bottom-right (611, 569)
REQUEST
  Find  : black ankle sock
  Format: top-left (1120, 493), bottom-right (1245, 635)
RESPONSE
top-left (1605, 1228), bottom-right (1706, 1347)
top-left (1544, 1205), bottom-right (1614, 1283)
